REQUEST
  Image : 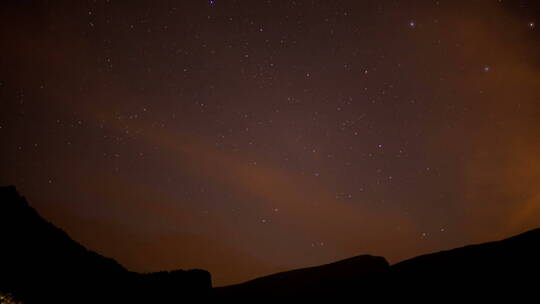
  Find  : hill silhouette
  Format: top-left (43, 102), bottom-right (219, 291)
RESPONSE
top-left (215, 229), bottom-right (540, 300)
top-left (0, 186), bottom-right (211, 304)
top-left (214, 254), bottom-right (389, 298)
top-left (390, 227), bottom-right (540, 299)
top-left (2, 185), bottom-right (539, 302)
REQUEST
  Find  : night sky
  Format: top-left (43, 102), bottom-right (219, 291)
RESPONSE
top-left (2, 0), bottom-right (540, 286)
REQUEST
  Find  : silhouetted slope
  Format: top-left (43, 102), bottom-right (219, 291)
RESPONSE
top-left (214, 255), bottom-right (389, 297)
top-left (391, 228), bottom-right (540, 296)
top-left (215, 228), bottom-right (540, 299)
top-left (0, 186), bottom-right (211, 304)
top-left (3, 185), bottom-right (539, 301)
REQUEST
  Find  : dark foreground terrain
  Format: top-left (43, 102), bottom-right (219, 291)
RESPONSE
top-left (1, 185), bottom-right (538, 302)
top-left (0, 186), bottom-right (211, 304)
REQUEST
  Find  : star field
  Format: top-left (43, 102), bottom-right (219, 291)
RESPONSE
top-left (1, 0), bottom-right (540, 286)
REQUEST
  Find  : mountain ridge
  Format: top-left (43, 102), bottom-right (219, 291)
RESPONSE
top-left (2, 185), bottom-right (539, 301)
top-left (0, 185), bottom-right (211, 304)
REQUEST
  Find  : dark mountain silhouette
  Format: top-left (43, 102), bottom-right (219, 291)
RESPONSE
top-left (214, 254), bottom-right (389, 298)
top-left (215, 228), bottom-right (540, 299)
top-left (0, 186), bottom-right (211, 304)
top-left (2, 185), bottom-right (539, 302)
top-left (390, 227), bottom-right (540, 298)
